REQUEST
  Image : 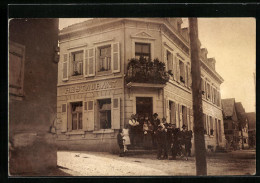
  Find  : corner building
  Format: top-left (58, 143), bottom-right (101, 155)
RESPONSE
top-left (56, 18), bottom-right (225, 153)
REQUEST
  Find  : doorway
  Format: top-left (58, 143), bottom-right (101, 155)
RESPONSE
top-left (136, 97), bottom-right (153, 119)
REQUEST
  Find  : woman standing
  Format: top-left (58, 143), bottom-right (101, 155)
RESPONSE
top-left (143, 116), bottom-right (154, 149)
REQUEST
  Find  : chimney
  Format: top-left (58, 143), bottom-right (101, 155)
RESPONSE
top-left (200, 48), bottom-right (208, 61)
top-left (181, 27), bottom-right (189, 42)
top-left (207, 57), bottom-right (216, 70)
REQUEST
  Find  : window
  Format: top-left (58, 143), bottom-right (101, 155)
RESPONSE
top-left (210, 116), bottom-right (214, 135)
top-left (169, 101), bottom-right (176, 124)
top-left (98, 99), bottom-right (111, 129)
top-left (179, 60), bottom-right (185, 83)
top-left (203, 114), bottom-right (207, 134)
top-left (71, 51), bottom-right (83, 76)
top-left (135, 43), bottom-right (151, 60)
top-left (167, 50), bottom-right (173, 72)
top-left (182, 105), bottom-right (187, 127)
top-left (9, 41), bottom-right (25, 99)
top-left (98, 45), bottom-right (111, 72)
top-left (71, 102), bottom-right (83, 130)
top-left (207, 83), bottom-right (211, 99)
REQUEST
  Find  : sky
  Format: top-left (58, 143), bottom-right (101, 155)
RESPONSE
top-left (59, 18), bottom-right (256, 112)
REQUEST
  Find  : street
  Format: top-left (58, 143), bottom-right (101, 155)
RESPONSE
top-left (57, 149), bottom-right (256, 176)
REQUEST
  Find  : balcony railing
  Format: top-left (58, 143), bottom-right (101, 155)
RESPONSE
top-left (125, 57), bottom-right (172, 84)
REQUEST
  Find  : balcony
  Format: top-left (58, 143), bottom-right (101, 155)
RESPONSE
top-left (125, 57), bottom-right (172, 85)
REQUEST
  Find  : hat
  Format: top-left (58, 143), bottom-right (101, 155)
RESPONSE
top-left (131, 114), bottom-right (135, 118)
top-left (162, 117), bottom-right (166, 121)
top-left (182, 125), bottom-right (187, 129)
top-left (153, 113), bottom-right (158, 117)
top-left (119, 129), bottom-right (123, 133)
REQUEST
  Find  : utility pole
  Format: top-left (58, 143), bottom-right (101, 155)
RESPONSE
top-left (189, 18), bottom-right (207, 176)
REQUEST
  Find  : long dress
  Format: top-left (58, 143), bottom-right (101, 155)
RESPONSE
top-left (123, 128), bottom-right (131, 145)
top-left (143, 121), bottom-right (154, 149)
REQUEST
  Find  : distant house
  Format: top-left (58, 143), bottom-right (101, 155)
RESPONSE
top-left (222, 98), bottom-right (249, 150)
top-left (235, 102), bottom-right (249, 149)
top-left (222, 98), bottom-right (240, 149)
top-left (246, 112), bottom-right (256, 148)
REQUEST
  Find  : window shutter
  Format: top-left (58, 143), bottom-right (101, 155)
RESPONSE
top-left (164, 48), bottom-right (168, 71)
top-left (175, 56), bottom-right (180, 82)
top-left (87, 48), bottom-right (95, 77)
top-left (179, 105), bottom-right (183, 128)
top-left (61, 103), bottom-right (68, 132)
top-left (84, 49), bottom-right (88, 77)
top-left (112, 97), bottom-right (120, 129)
top-left (172, 55), bottom-right (176, 81)
top-left (175, 103), bottom-right (179, 128)
top-left (83, 101), bottom-right (88, 131)
top-left (62, 54), bottom-right (69, 81)
top-left (166, 98), bottom-right (169, 121)
top-left (112, 42), bottom-right (120, 73)
top-left (185, 64), bottom-right (188, 87)
top-left (86, 100), bottom-right (95, 131)
top-left (187, 107), bottom-right (190, 130)
top-left (188, 65), bottom-right (191, 88)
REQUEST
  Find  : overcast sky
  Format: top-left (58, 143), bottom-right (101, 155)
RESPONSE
top-left (59, 18), bottom-right (256, 113)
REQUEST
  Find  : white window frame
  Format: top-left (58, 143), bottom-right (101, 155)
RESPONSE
top-left (131, 39), bottom-right (155, 60)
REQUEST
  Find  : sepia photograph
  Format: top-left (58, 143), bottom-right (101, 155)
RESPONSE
top-left (8, 17), bottom-right (256, 176)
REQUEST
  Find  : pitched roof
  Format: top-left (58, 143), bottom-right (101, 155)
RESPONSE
top-left (222, 98), bottom-right (235, 117)
top-left (246, 112), bottom-right (256, 130)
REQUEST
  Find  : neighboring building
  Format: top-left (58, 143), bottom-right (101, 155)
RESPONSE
top-left (222, 98), bottom-right (240, 149)
top-left (246, 112), bottom-right (256, 148)
top-left (9, 19), bottom-right (59, 174)
top-left (222, 98), bottom-right (249, 150)
top-left (235, 102), bottom-right (249, 149)
top-left (56, 18), bottom-right (225, 153)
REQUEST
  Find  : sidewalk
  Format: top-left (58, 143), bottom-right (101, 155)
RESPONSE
top-left (57, 149), bottom-right (256, 176)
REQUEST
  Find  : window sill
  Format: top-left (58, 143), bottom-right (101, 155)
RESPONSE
top-left (69, 75), bottom-right (84, 80)
top-left (65, 131), bottom-right (85, 135)
top-left (93, 129), bottom-right (114, 134)
top-left (96, 71), bottom-right (112, 77)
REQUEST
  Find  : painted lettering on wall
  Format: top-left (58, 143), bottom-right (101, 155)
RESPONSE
top-left (64, 80), bottom-right (119, 94)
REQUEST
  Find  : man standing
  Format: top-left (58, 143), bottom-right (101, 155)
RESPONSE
top-left (152, 113), bottom-right (160, 147)
top-left (128, 114), bottom-right (140, 148)
top-left (170, 124), bottom-right (180, 160)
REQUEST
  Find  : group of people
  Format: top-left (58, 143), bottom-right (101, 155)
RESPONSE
top-left (117, 113), bottom-right (193, 160)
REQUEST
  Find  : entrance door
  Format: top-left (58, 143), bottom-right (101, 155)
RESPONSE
top-left (136, 97), bottom-right (153, 119)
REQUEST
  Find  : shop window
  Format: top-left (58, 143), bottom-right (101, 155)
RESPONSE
top-left (98, 45), bottom-right (111, 72)
top-left (244, 138), bottom-right (247, 143)
top-left (71, 102), bottom-right (83, 130)
top-left (179, 60), bottom-right (185, 83)
top-left (9, 41), bottom-right (25, 99)
top-left (98, 99), bottom-right (111, 129)
top-left (135, 43), bottom-right (151, 60)
top-left (71, 51), bottom-right (83, 76)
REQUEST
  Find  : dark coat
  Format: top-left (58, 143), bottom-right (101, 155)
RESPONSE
top-left (117, 133), bottom-right (124, 148)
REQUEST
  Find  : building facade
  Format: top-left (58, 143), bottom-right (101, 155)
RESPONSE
top-left (246, 112), bottom-right (256, 148)
top-left (56, 18), bottom-right (225, 153)
top-left (222, 98), bottom-right (249, 150)
top-left (9, 19), bottom-right (59, 174)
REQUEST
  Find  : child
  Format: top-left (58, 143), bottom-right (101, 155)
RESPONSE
top-left (117, 129), bottom-right (125, 157)
top-left (123, 126), bottom-right (131, 152)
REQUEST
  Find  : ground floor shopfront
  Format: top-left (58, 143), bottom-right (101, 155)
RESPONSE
top-left (55, 79), bottom-right (225, 153)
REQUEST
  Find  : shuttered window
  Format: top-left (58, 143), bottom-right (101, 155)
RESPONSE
top-left (112, 42), bottom-right (120, 73)
top-left (62, 53), bottom-right (69, 81)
